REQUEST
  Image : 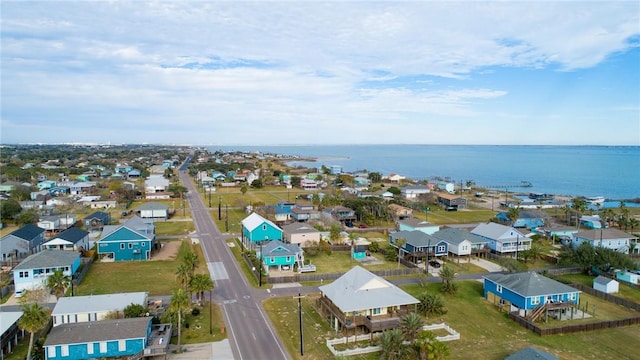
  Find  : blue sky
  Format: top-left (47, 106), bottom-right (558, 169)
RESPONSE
top-left (1, 1), bottom-right (639, 145)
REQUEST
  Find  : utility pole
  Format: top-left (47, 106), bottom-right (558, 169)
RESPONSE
top-left (208, 188), bottom-right (212, 208)
top-left (293, 293), bottom-right (306, 356)
top-left (225, 204), bottom-right (229, 232)
top-left (218, 196), bottom-right (222, 220)
top-left (259, 242), bottom-right (263, 287)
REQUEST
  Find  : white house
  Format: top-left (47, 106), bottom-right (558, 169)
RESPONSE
top-left (593, 276), bottom-right (619, 294)
top-left (471, 222), bottom-right (531, 254)
top-left (572, 228), bottom-right (636, 254)
top-left (136, 202), bottom-right (169, 220)
top-left (144, 174), bottom-right (170, 194)
top-left (400, 185), bottom-right (430, 199)
top-left (43, 227), bottom-right (90, 252)
top-left (51, 292), bottom-right (148, 326)
top-left (432, 227), bottom-right (488, 259)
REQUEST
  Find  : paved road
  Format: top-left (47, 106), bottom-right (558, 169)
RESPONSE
top-left (179, 168), bottom-right (292, 360)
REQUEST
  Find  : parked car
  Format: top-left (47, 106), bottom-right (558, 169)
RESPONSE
top-left (358, 224), bottom-right (368, 228)
top-left (429, 260), bottom-right (441, 268)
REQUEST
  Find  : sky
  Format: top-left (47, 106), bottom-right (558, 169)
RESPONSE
top-left (1, 1), bottom-right (639, 146)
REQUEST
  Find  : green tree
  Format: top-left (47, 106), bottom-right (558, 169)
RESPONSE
top-left (123, 303), bottom-right (148, 318)
top-left (571, 198), bottom-right (588, 229)
top-left (0, 198), bottom-right (22, 223)
top-left (16, 208), bottom-right (40, 226)
top-left (240, 185), bottom-right (248, 196)
top-left (439, 266), bottom-right (457, 295)
top-left (507, 206), bottom-right (520, 226)
top-left (189, 273), bottom-right (214, 305)
top-left (329, 223), bottom-right (342, 244)
top-left (430, 340), bottom-right (450, 360)
top-left (387, 187), bottom-right (401, 195)
top-left (46, 269), bottom-right (70, 298)
top-left (378, 328), bottom-right (409, 360)
top-left (250, 179), bottom-right (263, 188)
top-left (394, 238), bottom-right (406, 268)
top-left (181, 250), bottom-right (199, 276)
top-left (416, 292), bottom-right (447, 317)
top-left (18, 303), bottom-right (50, 360)
top-left (169, 288), bottom-right (190, 351)
top-left (414, 330), bottom-right (437, 360)
top-left (368, 172), bottom-right (382, 183)
top-left (401, 312), bottom-right (424, 346)
top-left (175, 263), bottom-right (192, 291)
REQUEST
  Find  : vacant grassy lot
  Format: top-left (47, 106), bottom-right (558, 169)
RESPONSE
top-left (170, 303), bottom-right (227, 345)
top-left (558, 273), bottom-right (640, 304)
top-left (155, 220), bottom-right (195, 236)
top-left (265, 280), bottom-right (640, 360)
top-left (418, 209), bottom-right (496, 225)
top-left (76, 260), bottom-right (179, 296)
top-left (304, 250), bottom-right (399, 274)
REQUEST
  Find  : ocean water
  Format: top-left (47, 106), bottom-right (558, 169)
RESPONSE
top-left (210, 145), bottom-right (639, 201)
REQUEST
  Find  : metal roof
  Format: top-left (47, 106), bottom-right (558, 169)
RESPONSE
top-left (53, 227), bottom-right (89, 244)
top-left (241, 212), bottom-right (280, 232)
top-left (44, 317), bottom-right (152, 346)
top-left (318, 266), bottom-right (419, 312)
top-left (432, 227), bottom-right (488, 246)
top-left (52, 292), bottom-right (148, 316)
top-left (483, 272), bottom-right (579, 298)
top-left (13, 250), bottom-right (79, 270)
top-left (7, 224), bottom-right (45, 241)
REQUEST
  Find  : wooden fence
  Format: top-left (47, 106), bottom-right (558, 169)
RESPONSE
top-left (571, 283), bottom-right (640, 312)
top-left (509, 312), bottom-right (640, 336)
top-left (267, 267), bottom-right (422, 284)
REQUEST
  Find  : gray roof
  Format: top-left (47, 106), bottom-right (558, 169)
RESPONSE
top-left (44, 317), bottom-right (152, 346)
top-left (472, 222), bottom-right (525, 242)
top-left (318, 266), bottom-right (419, 312)
top-left (398, 218), bottom-right (435, 228)
top-left (577, 228), bottom-right (636, 240)
top-left (390, 230), bottom-right (440, 247)
top-left (593, 275), bottom-right (617, 286)
top-left (13, 250), bottom-right (79, 271)
top-left (136, 202), bottom-right (169, 211)
top-left (52, 292), bottom-right (148, 316)
top-left (484, 272), bottom-right (579, 298)
top-left (505, 346), bottom-right (558, 360)
top-left (8, 224), bottom-right (45, 241)
top-left (0, 311), bottom-right (23, 335)
top-left (261, 240), bottom-right (302, 257)
top-left (281, 222), bottom-right (320, 235)
top-left (101, 216), bottom-right (154, 240)
top-left (432, 228), bottom-right (488, 246)
top-left (85, 211), bottom-right (110, 222)
top-left (53, 227), bottom-right (89, 244)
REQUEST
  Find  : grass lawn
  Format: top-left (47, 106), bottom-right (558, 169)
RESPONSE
top-left (171, 302), bottom-right (227, 345)
top-left (265, 280), bottom-right (640, 360)
top-left (304, 250), bottom-right (399, 274)
top-left (558, 273), bottom-right (640, 304)
top-left (418, 209), bottom-right (496, 225)
top-left (0, 224), bottom-right (18, 237)
top-left (155, 221), bottom-right (195, 236)
top-left (440, 258), bottom-right (488, 275)
top-left (76, 260), bottom-right (180, 296)
top-left (226, 238), bottom-right (266, 288)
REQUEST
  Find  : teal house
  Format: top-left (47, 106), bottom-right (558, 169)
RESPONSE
top-left (259, 240), bottom-right (304, 272)
top-left (351, 238), bottom-right (370, 260)
top-left (97, 217), bottom-right (155, 261)
top-left (241, 213), bottom-right (283, 251)
top-left (44, 317), bottom-right (169, 360)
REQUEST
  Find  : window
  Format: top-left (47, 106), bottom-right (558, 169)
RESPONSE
top-left (87, 343), bottom-right (94, 355)
top-left (65, 267), bottom-right (69, 271)
top-left (61, 345), bottom-right (69, 356)
top-left (141, 242), bottom-right (146, 247)
top-left (128, 243), bottom-right (133, 249)
top-left (497, 285), bottom-right (502, 293)
top-left (286, 256), bottom-right (291, 262)
top-left (118, 340), bottom-right (126, 351)
top-left (372, 308), bottom-right (381, 315)
top-left (569, 293), bottom-right (576, 300)
top-left (531, 297), bottom-right (540, 305)
top-left (47, 347), bottom-right (56, 358)
top-left (438, 245), bottom-right (446, 253)
top-left (99, 342), bottom-right (107, 353)
top-left (120, 243), bottom-right (125, 250)
top-left (263, 225), bottom-right (267, 230)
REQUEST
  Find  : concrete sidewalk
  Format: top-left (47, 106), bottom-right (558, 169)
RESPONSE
top-left (167, 340), bottom-right (234, 360)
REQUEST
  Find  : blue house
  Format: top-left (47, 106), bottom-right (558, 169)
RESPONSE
top-left (274, 201), bottom-right (295, 222)
top-left (44, 317), bottom-right (170, 360)
top-left (259, 240), bottom-right (304, 272)
top-left (84, 211), bottom-right (111, 230)
top-left (97, 217), bottom-right (155, 261)
top-left (579, 215), bottom-right (603, 229)
top-left (351, 238), bottom-right (370, 260)
top-left (497, 210), bottom-right (545, 229)
top-left (483, 272), bottom-right (580, 315)
top-left (12, 250), bottom-right (81, 295)
top-left (389, 230), bottom-right (447, 264)
top-left (241, 213), bottom-right (283, 251)
top-left (397, 218), bottom-right (440, 235)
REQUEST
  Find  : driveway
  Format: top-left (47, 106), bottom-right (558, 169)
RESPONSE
top-left (167, 340), bottom-right (233, 360)
top-left (469, 258), bottom-right (505, 272)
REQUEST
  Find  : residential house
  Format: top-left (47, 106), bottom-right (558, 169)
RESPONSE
top-left (57, 181), bottom-right (96, 195)
top-left (37, 180), bottom-right (57, 190)
top-left (240, 213), bottom-right (283, 251)
top-left (44, 317), bottom-right (170, 360)
top-left (330, 165), bottom-right (343, 175)
top-left (471, 222), bottom-right (531, 255)
top-left (323, 206), bottom-right (357, 227)
top-left (385, 173), bottom-right (405, 183)
top-left (388, 204), bottom-right (413, 220)
top-left (496, 210), bottom-right (546, 229)
top-left (12, 250), bottom-right (81, 294)
top-left (400, 185), bottom-right (430, 199)
top-left (0, 224), bottom-right (46, 262)
top-left (432, 227), bottom-right (489, 260)
top-left (84, 211), bottom-right (111, 230)
top-left (397, 218), bottom-right (440, 235)
top-left (97, 216), bottom-right (156, 261)
top-left (282, 222), bottom-right (321, 248)
top-left (258, 240), bottom-right (304, 273)
top-left (37, 215), bottom-right (76, 233)
top-left (317, 266), bottom-right (419, 334)
top-left (127, 169), bottom-right (141, 179)
top-left (49, 186), bottom-right (70, 197)
top-left (571, 228), bottom-right (636, 254)
top-left (616, 270), bottom-right (639, 285)
top-left (300, 178), bottom-right (318, 190)
top-left (135, 202), bottom-right (169, 220)
top-left (389, 230), bottom-right (447, 264)
top-left (437, 193), bottom-right (467, 210)
top-left (274, 201), bottom-right (295, 223)
top-left (1, 311), bottom-right (24, 358)
top-left (43, 227), bottom-right (89, 252)
top-left (144, 175), bottom-right (169, 194)
top-left (351, 238), bottom-right (370, 260)
top-left (51, 292), bottom-right (148, 327)
top-left (90, 201), bottom-right (117, 209)
top-left (483, 272), bottom-right (580, 318)
top-left (593, 276), bottom-right (619, 294)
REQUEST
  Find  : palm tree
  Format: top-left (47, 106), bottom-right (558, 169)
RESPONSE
top-left (572, 198), bottom-right (587, 229)
top-left (416, 291), bottom-right (447, 317)
top-left (414, 330), bottom-right (436, 360)
top-left (400, 312), bottom-right (424, 346)
top-left (430, 339), bottom-right (450, 360)
top-left (562, 204), bottom-right (572, 225)
top-left (175, 263), bottom-right (191, 291)
top-left (169, 288), bottom-right (190, 351)
top-left (378, 328), bottom-right (408, 360)
top-left (46, 269), bottom-right (70, 298)
top-left (395, 238), bottom-right (406, 268)
top-left (19, 303), bottom-right (50, 360)
top-left (181, 250), bottom-right (199, 275)
top-left (507, 206), bottom-right (520, 227)
top-left (439, 266), bottom-right (457, 295)
top-left (189, 273), bottom-right (214, 305)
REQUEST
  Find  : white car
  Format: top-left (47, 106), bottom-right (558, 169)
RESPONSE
top-left (14, 289), bottom-right (25, 298)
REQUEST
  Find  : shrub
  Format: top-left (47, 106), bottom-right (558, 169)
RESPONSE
top-left (191, 307), bottom-right (200, 316)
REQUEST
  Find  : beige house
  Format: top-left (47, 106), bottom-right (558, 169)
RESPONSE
top-left (282, 222), bottom-right (321, 248)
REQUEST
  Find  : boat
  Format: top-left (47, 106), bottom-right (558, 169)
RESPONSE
top-left (585, 196), bottom-right (605, 205)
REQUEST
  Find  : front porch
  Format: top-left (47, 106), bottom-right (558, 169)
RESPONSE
top-left (316, 296), bottom-right (414, 334)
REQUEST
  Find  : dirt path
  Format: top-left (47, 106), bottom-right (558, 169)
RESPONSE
top-left (152, 240), bottom-right (182, 261)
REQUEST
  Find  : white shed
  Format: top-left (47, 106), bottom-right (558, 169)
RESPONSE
top-left (593, 276), bottom-right (619, 294)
